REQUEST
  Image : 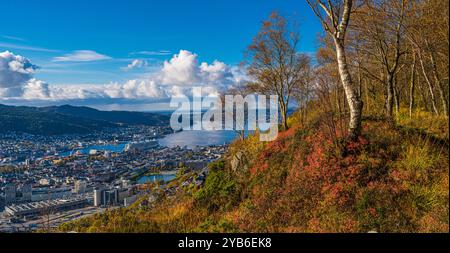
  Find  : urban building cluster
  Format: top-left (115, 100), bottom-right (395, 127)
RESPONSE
top-left (0, 126), bottom-right (227, 232)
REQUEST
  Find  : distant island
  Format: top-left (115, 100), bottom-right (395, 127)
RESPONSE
top-left (0, 104), bottom-right (170, 135)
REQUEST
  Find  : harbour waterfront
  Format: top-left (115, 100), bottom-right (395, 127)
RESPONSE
top-left (58, 130), bottom-right (238, 154)
top-left (59, 143), bottom-right (128, 157)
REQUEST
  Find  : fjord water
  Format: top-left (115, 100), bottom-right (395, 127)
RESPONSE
top-left (156, 107), bottom-right (291, 149)
top-left (158, 129), bottom-right (238, 149)
top-left (157, 111), bottom-right (240, 149)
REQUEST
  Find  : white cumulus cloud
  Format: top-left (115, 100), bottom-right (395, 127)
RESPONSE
top-left (157, 50), bottom-right (244, 96)
top-left (122, 59), bottom-right (149, 71)
top-left (160, 50), bottom-right (199, 86)
top-left (0, 51), bottom-right (38, 98)
top-left (105, 80), bottom-right (166, 99)
top-left (22, 79), bottom-right (50, 100)
top-left (200, 60), bottom-right (229, 82)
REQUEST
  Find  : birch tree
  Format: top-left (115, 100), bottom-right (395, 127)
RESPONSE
top-left (306, 0), bottom-right (363, 138)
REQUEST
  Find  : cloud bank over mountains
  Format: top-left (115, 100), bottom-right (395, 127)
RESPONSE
top-left (0, 50), bottom-right (247, 102)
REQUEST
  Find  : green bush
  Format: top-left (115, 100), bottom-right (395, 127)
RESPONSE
top-left (194, 161), bottom-right (240, 212)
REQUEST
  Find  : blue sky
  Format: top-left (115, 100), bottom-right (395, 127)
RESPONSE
top-left (0, 0), bottom-right (322, 110)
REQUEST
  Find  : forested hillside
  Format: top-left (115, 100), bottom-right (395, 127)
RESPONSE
top-left (0, 104), bottom-right (169, 135)
top-left (0, 104), bottom-right (115, 135)
top-left (40, 105), bottom-right (169, 126)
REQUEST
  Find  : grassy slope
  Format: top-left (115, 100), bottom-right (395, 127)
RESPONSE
top-left (57, 110), bottom-right (449, 233)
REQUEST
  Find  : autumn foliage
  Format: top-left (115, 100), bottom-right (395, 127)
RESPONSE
top-left (58, 110), bottom-right (448, 233)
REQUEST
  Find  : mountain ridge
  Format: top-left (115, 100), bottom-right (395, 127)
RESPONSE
top-left (0, 104), bottom-right (169, 135)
